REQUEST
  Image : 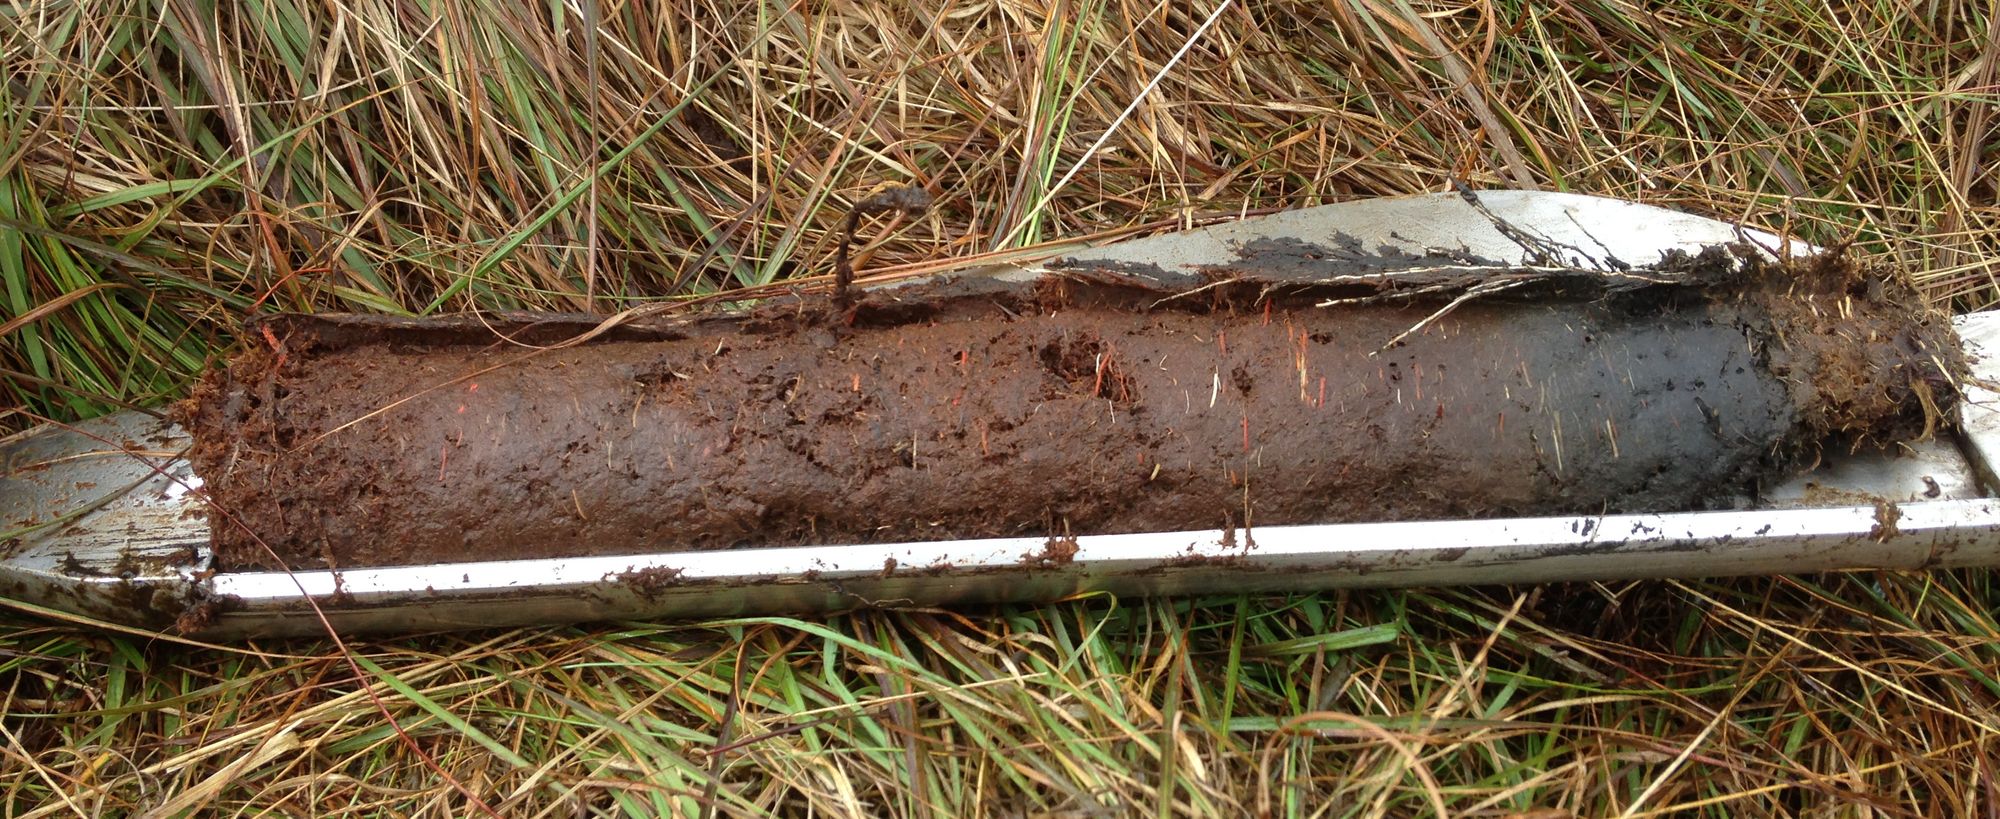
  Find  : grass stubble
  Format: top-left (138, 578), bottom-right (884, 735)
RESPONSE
top-left (5, 0), bottom-right (2000, 814)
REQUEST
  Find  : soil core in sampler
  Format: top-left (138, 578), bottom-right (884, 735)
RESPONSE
top-left (179, 241), bottom-right (1962, 571)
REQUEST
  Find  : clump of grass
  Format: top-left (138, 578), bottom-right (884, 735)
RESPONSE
top-left (4, 0), bottom-right (2000, 815)
top-left (6, 576), bottom-right (2000, 815)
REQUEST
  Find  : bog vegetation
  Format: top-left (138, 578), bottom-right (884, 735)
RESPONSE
top-left (4, 1), bottom-right (1999, 815)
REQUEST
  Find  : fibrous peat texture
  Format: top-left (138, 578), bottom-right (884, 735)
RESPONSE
top-left (180, 243), bottom-right (1960, 570)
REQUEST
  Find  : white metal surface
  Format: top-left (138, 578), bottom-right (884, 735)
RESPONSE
top-left (0, 412), bottom-right (208, 629)
top-left (1060, 189), bottom-right (1804, 272)
top-left (207, 499), bottom-right (1998, 635)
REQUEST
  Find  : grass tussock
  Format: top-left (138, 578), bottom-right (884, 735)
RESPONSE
top-left (4, 0), bottom-right (2000, 815)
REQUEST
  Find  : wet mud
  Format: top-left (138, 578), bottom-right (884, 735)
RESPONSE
top-left (179, 244), bottom-right (1962, 571)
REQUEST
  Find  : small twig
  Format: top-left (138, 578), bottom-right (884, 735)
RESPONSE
top-left (1453, 179), bottom-right (1573, 266)
top-left (832, 209), bottom-right (864, 309)
top-left (833, 183), bottom-right (933, 309)
top-left (1313, 280), bottom-right (1466, 308)
top-left (1311, 264), bottom-right (1673, 309)
top-left (1147, 276), bottom-right (1245, 308)
top-left (1369, 278), bottom-right (1531, 355)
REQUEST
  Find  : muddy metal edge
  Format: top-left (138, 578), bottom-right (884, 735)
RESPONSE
top-left (204, 498), bottom-right (2000, 636)
top-left (0, 411), bottom-right (208, 630)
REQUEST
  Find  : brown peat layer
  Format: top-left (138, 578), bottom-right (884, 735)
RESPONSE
top-left (180, 246), bottom-right (1962, 571)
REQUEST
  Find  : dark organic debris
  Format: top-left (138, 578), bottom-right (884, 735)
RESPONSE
top-left (618, 566), bottom-right (688, 600)
top-left (1024, 536), bottom-right (1081, 569)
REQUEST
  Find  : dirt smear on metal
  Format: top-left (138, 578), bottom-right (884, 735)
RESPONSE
top-left (178, 242), bottom-right (1962, 571)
